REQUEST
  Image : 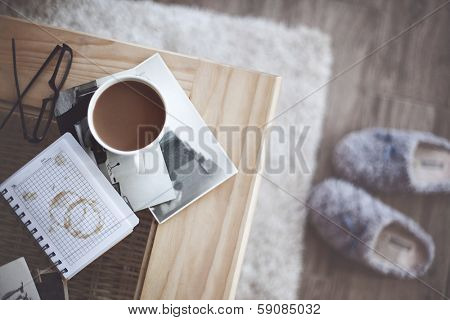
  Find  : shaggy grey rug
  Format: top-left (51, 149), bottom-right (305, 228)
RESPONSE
top-left (1, 0), bottom-right (332, 299)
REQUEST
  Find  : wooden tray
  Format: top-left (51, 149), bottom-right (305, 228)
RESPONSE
top-left (0, 15), bottom-right (281, 299)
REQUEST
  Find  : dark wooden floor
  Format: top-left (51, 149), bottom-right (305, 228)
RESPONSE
top-left (156, 0), bottom-right (450, 299)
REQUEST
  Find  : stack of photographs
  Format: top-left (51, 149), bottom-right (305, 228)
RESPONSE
top-left (54, 54), bottom-right (237, 223)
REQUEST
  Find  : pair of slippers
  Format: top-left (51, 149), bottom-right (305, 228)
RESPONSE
top-left (307, 128), bottom-right (450, 278)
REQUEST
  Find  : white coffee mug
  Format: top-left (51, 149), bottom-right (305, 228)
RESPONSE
top-left (87, 75), bottom-right (166, 172)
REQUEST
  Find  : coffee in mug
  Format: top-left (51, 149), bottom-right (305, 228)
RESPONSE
top-left (88, 76), bottom-right (166, 155)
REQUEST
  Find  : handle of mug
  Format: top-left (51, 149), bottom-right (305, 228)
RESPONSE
top-left (133, 140), bottom-right (162, 174)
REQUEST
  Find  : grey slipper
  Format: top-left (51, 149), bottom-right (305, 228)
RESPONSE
top-left (333, 127), bottom-right (450, 193)
top-left (307, 178), bottom-right (434, 278)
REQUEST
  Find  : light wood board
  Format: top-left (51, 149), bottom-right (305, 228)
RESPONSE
top-left (0, 15), bottom-right (281, 299)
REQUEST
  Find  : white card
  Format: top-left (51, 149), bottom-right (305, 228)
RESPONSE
top-left (106, 145), bottom-right (176, 210)
top-left (0, 258), bottom-right (40, 300)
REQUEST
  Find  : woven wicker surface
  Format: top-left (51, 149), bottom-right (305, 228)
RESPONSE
top-left (0, 111), bottom-right (156, 299)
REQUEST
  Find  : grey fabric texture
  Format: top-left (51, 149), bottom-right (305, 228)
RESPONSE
top-left (333, 127), bottom-right (450, 193)
top-left (307, 178), bottom-right (435, 278)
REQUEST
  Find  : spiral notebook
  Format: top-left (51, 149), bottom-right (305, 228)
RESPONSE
top-left (0, 133), bottom-right (139, 280)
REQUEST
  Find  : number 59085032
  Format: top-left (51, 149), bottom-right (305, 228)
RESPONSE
top-left (257, 303), bottom-right (320, 315)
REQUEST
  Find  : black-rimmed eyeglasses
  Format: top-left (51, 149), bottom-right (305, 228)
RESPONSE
top-left (0, 38), bottom-right (73, 143)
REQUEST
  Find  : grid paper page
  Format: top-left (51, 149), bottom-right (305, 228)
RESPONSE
top-left (14, 151), bottom-right (121, 266)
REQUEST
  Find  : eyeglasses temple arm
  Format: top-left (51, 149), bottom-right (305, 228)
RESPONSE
top-left (0, 39), bottom-right (61, 131)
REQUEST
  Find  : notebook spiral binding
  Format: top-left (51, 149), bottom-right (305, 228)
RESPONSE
top-left (1, 188), bottom-right (68, 275)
